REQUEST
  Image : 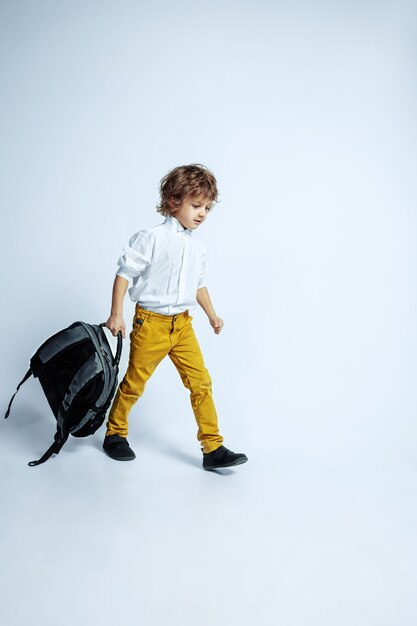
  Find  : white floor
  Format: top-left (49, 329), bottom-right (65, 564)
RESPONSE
top-left (1, 404), bottom-right (417, 626)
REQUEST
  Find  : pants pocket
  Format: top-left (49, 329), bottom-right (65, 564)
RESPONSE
top-left (132, 316), bottom-right (146, 337)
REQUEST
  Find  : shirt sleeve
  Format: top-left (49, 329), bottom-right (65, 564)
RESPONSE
top-left (197, 241), bottom-right (208, 289)
top-left (116, 231), bottom-right (152, 282)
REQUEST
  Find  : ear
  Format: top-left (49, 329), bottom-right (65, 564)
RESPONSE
top-left (169, 196), bottom-right (178, 212)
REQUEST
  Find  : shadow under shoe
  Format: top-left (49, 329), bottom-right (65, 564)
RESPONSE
top-left (103, 434), bottom-right (136, 461)
top-left (203, 445), bottom-right (248, 470)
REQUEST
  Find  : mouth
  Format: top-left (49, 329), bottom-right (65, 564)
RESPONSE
top-left (194, 220), bottom-right (203, 224)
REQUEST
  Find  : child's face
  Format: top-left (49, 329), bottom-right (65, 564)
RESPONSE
top-left (171, 194), bottom-right (212, 230)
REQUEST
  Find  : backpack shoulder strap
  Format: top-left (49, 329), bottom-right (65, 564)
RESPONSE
top-left (55, 352), bottom-right (102, 433)
top-left (4, 368), bottom-right (32, 419)
top-left (28, 431), bottom-right (69, 467)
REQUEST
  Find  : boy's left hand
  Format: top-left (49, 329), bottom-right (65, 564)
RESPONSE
top-left (209, 316), bottom-right (224, 334)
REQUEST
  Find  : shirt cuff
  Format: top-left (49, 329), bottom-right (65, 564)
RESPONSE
top-left (116, 270), bottom-right (132, 282)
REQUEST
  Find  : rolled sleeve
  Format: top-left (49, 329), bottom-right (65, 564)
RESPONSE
top-left (197, 241), bottom-right (208, 289)
top-left (116, 231), bottom-right (152, 281)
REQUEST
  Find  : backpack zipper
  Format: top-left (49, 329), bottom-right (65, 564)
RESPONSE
top-left (99, 345), bottom-right (110, 364)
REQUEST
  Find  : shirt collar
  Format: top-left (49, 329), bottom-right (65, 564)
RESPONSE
top-left (164, 214), bottom-right (193, 235)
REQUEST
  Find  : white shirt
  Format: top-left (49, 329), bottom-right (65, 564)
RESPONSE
top-left (116, 214), bottom-right (208, 315)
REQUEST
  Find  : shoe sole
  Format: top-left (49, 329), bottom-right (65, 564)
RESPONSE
top-left (203, 456), bottom-right (248, 470)
top-left (103, 449), bottom-right (136, 461)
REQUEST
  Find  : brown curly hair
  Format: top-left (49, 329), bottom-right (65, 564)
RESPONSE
top-left (156, 163), bottom-right (219, 216)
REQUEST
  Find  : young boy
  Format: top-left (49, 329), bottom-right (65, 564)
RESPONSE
top-left (104, 164), bottom-right (247, 470)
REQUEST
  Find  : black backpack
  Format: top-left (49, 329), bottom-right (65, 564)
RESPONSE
top-left (4, 321), bottom-right (123, 466)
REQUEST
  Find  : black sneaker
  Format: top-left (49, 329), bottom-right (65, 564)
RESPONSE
top-left (103, 434), bottom-right (136, 461)
top-left (203, 445), bottom-right (248, 470)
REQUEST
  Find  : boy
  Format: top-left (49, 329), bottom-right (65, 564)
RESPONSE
top-left (104, 164), bottom-right (247, 470)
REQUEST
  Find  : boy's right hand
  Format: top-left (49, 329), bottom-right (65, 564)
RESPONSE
top-left (106, 315), bottom-right (126, 339)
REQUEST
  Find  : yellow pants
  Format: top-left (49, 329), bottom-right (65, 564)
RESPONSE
top-left (105, 304), bottom-right (224, 453)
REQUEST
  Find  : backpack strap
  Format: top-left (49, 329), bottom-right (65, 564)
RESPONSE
top-left (28, 431), bottom-right (69, 467)
top-left (4, 368), bottom-right (32, 419)
top-left (99, 324), bottom-right (123, 368)
top-left (56, 352), bottom-right (102, 433)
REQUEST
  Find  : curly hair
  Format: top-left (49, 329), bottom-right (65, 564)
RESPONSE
top-left (156, 163), bottom-right (219, 216)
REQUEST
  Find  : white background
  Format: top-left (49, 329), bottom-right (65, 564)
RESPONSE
top-left (1, 1), bottom-right (416, 625)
